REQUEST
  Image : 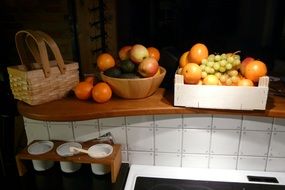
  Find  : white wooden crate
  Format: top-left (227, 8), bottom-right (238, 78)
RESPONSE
top-left (174, 73), bottom-right (269, 110)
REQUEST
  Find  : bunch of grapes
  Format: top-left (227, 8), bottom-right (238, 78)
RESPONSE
top-left (199, 53), bottom-right (241, 85)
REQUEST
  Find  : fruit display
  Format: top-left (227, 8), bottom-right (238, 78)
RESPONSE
top-left (101, 44), bottom-right (161, 79)
top-left (177, 43), bottom-right (267, 86)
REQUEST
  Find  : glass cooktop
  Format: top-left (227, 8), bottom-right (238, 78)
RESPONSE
top-left (134, 177), bottom-right (285, 190)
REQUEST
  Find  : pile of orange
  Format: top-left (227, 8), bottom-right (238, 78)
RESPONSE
top-left (74, 75), bottom-right (112, 103)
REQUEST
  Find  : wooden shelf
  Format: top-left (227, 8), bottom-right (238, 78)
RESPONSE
top-left (16, 141), bottom-right (122, 183)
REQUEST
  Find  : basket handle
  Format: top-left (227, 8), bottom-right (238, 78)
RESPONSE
top-left (15, 30), bottom-right (66, 77)
top-left (15, 29), bottom-right (51, 77)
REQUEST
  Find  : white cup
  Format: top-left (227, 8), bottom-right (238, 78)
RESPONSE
top-left (91, 163), bottom-right (110, 175)
top-left (32, 160), bottom-right (54, 171)
top-left (60, 161), bottom-right (81, 173)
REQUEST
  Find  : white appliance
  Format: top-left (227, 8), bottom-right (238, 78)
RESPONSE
top-left (124, 165), bottom-right (285, 190)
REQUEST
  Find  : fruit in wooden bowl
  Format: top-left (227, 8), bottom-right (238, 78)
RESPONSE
top-left (100, 66), bottom-right (166, 99)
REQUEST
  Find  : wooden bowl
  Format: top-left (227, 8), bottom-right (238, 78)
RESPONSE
top-left (101, 67), bottom-right (166, 99)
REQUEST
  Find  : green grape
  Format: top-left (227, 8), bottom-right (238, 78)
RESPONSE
top-left (227, 70), bottom-right (238, 77)
top-left (209, 68), bottom-right (215, 74)
top-left (205, 66), bottom-right (212, 73)
top-left (233, 59), bottom-right (240, 66)
top-left (215, 72), bottom-right (222, 79)
top-left (225, 63), bottom-right (232, 70)
top-left (220, 74), bottom-right (228, 83)
top-left (221, 53), bottom-right (227, 59)
top-left (214, 55), bottom-right (221, 62)
top-left (219, 66), bottom-right (226, 73)
top-left (207, 61), bottom-right (214, 67)
top-left (227, 56), bottom-right (234, 63)
top-left (213, 62), bottom-right (220, 70)
top-left (220, 60), bottom-right (227, 67)
top-left (233, 54), bottom-right (240, 60)
top-left (201, 71), bottom-right (207, 79)
top-left (231, 76), bottom-right (239, 84)
top-left (200, 64), bottom-right (206, 71)
top-left (208, 54), bottom-right (215, 62)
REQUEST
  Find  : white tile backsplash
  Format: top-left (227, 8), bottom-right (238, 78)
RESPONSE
top-left (155, 128), bottom-right (182, 153)
top-left (211, 130), bottom-right (240, 155)
top-left (127, 127), bottom-right (154, 151)
top-left (237, 156), bottom-right (267, 171)
top-left (183, 114), bottom-right (212, 129)
top-left (269, 131), bottom-right (285, 157)
top-left (23, 115), bottom-right (285, 172)
top-left (182, 154), bottom-right (209, 168)
top-left (155, 153), bottom-right (181, 167)
top-left (239, 131), bottom-right (271, 156)
top-left (242, 116), bottom-right (273, 131)
top-left (273, 118), bottom-right (285, 131)
top-left (128, 151), bottom-right (154, 165)
top-left (154, 114), bottom-right (182, 128)
top-left (212, 115), bottom-right (242, 129)
top-left (209, 155), bottom-right (237, 169)
top-left (126, 115), bottom-right (154, 127)
top-left (183, 129), bottom-right (210, 154)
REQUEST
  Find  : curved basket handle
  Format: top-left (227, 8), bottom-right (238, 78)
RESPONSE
top-left (36, 31), bottom-right (66, 74)
top-left (15, 30), bottom-right (51, 77)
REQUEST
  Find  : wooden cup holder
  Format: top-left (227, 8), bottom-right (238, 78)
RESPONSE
top-left (16, 140), bottom-right (122, 183)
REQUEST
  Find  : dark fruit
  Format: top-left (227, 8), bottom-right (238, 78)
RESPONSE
top-left (119, 60), bottom-right (136, 73)
top-left (104, 67), bottom-right (122, 78)
top-left (119, 73), bottom-right (140, 79)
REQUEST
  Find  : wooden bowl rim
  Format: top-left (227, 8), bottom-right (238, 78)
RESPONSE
top-left (101, 66), bottom-right (166, 81)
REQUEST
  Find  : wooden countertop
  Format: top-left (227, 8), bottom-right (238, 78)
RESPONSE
top-left (18, 86), bottom-right (285, 121)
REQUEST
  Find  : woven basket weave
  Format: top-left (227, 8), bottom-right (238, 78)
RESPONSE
top-left (7, 30), bottom-right (79, 105)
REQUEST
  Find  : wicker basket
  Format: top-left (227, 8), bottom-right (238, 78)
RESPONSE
top-left (7, 30), bottom-right (79, 105)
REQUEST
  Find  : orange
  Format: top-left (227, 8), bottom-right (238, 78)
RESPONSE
top-left (147, 47), bottom-right (160, 61)
top-left (92, 82), bottom-right (112, 103)
top-left (74, 81), bottom-right (94, 100)
top-left (118, 45), bottom-right (132, 61)
top-left (244, 60), bottom-right (267, 83)
top-left (179, 51), bottom-right (189, 68)
top-left (237, 78), bottom-right (254, 86)
top-left (97, 53), bottom-right (116, 71)
top-left (182, 63), bottom-right (202, 84)
top-left (84, 76), bottom-right (95, 85)
top-left (188, 43), bottom-right (208, 64)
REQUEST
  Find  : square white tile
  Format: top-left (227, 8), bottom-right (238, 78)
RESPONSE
top-left (182, 154), bottom-right (209, 168)
top-left (273, 118), bottom-right (285, 131)
top-left (126, 115), bottom-right (154, 127)
top-left (237, 156), bottom-right (266, 171)
top-left (242, 116), bottom-right (272, 131)
top-left (127, 127), bottom-right (154, 151)
top-left (211, 130), bottom-right (240, 155)
top-left (209, 155), bottom-right (237, 169)
top-left (183, 114), bottom-right (212, 129)
top-left (269, 131), bottom-right (285, 157)
top-left (74, 125), bottom-right (99, 142)
top-left (99, 117), bottom-right (125, 127)
top-left (24, 123), bottom-right (49, 144)
top-left (155, 153), bottom-right (181, 167)
top-left (266, 158), bottom-right (285, 172)
top-left (48, 123), bottom-right (74, 141)
top-left (128, 151), bottom-right (154, 165)
top-left (212, 115), bottom-right (242, 129)
top-left (100, 126), bottom-right (127, 150)
top-left (154, 114), bottom-right (182, 128)
top-left (155, 128), bottom-right (182, 153)
top-left (239, 131), bottom-right (271, 156)
top-left (183, 129), bottom-right (210, 154)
